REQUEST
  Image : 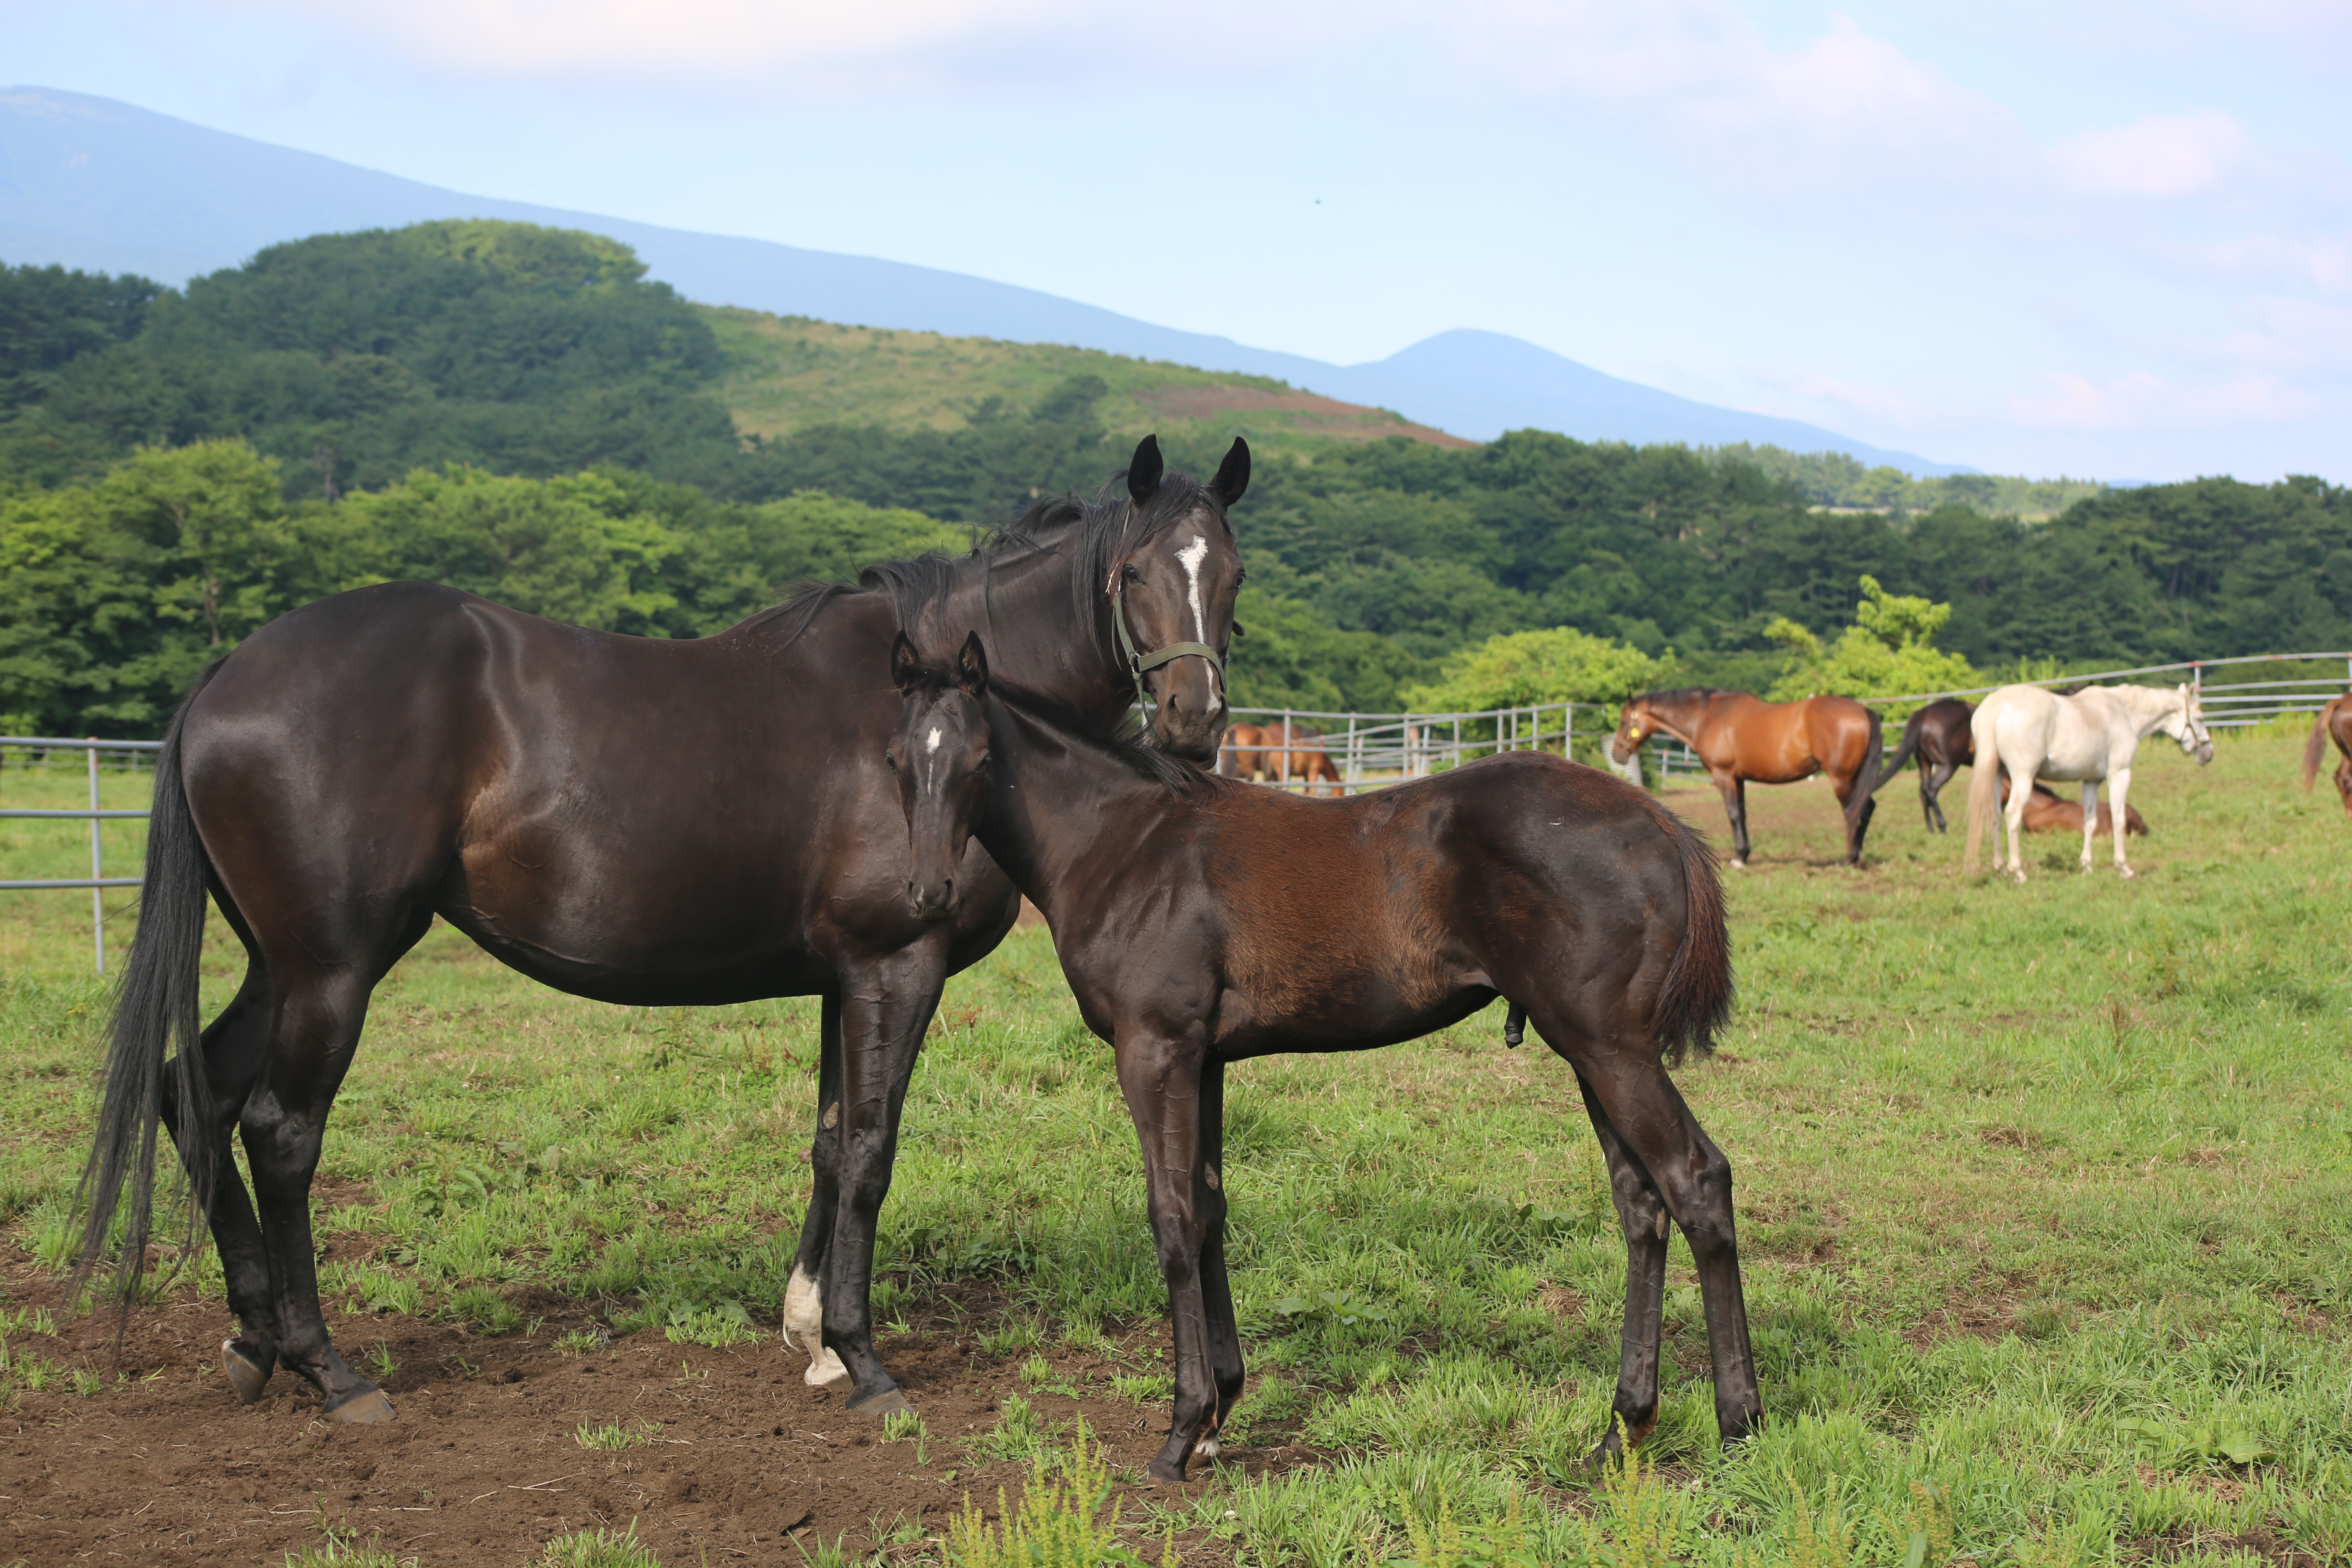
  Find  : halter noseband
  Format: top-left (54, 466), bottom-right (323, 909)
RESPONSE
top-left (1110, 577), bottom-right (1225, 711)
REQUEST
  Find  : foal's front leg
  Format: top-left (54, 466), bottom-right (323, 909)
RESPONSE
top-left (1114, 1032), bottom-right (1220, 1483)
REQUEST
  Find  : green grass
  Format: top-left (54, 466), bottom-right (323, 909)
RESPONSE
top-left (4, 730), bottom-right (2351, 1564)
top-left (701, 308), bottom-right (1468, 460)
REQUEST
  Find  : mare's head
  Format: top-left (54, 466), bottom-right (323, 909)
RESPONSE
top-left (1108, 434), bottom-right (1250, 763)
top-left (887, 631), bottom-right (995, 922)
top-left (2166, 683), bottom-right (2216, 765)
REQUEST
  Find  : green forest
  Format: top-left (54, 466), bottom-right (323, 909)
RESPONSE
top-left (4, 220), bottom-right (2348, 734)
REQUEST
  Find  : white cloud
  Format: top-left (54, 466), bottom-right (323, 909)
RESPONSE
top-left (2046, 110), bottom-right (2255, 199)
top-left (2007, 369), bottom-right (2314, 431)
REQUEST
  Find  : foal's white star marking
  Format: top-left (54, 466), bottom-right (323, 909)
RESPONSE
top-left (926, 727), bottom-right (942, 755)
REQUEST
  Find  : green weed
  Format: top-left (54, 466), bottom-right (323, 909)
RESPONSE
top-left (576, 1418), bottom-right (662, 1451)
top-left (537, 1521), bottom-right (657, 1568)
top-left (944, 1436), bottom-right (1171, 1568)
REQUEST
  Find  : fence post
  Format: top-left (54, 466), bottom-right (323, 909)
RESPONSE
top-left (1346, 713), bottom-right (1358, 793)
top-left (1280, 711), bottom-right (1292, 791)
top-left (87, 739), bottom-right (105, 975)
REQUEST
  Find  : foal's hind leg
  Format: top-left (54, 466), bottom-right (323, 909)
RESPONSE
top-left (2336, 756), bottom-right (2352, 816)
top-left (1572, 1074), bottom-right (1670, 1462)
top-left (157, 960), bottom-right (281, 1402)
top-left (784, 992), bottom-right (851, 1390)
top-left (1920, 761), bottom-right (1952, 833)
top-left (1547, 1031), bottom-right (1760, 1450)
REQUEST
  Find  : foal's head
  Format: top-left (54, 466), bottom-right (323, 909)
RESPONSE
top-left (886, 631), bottom-right (994, 923)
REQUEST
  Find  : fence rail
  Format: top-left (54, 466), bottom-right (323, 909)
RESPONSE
top-left (1, 737), bottom-right (160, 972)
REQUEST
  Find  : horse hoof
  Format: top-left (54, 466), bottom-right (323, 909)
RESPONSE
top-left (1728, 858), bottom-right (1746, 870)
top-left (2118, 866), bottom-right (2137, 880)
top-left (323, 1388), bottom-right (396, 1423)
top-left (223, 1340), bottom-right (271, 1404)
top-left (846, 1386), bottom-right (912, 1418)
top-left (1143, 1457), bottom-right (1187, 1486)
top-left (804, 1346), bottom-right (850, 1389)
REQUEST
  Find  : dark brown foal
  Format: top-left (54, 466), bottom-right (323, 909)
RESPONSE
top-left (889, 633), bottom-right (1758, 1484)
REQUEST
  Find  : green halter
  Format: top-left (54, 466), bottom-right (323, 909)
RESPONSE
top-left (1111, 578), bottom-right (1225, 710)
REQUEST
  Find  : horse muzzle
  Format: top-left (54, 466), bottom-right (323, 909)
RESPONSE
top-left (906, 876), bottom-right (958, 924)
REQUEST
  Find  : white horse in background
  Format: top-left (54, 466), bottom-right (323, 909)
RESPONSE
top-left (1964, 684), bottom-right (2213, 880)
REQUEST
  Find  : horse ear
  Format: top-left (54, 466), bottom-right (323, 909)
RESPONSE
top-left (1211, 437), bottom-right (1250, 507)
top-left (890, 632), bottom-right (924, 696)
top-left (956, 631), bottom-right (990, 700)
top-left (1126, 434), bottom-right (1164, 504)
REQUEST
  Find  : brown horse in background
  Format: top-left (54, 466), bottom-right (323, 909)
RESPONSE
top-left (1220, 722), bottom-right (1344, 795)
top-left (2302, 696), bottom-right (2352, 815)
top-left (1611, 689), bottom-right (1884, 866)
top-left (2002, 774), bottom-right (2148, 837)
top-left (1880, 697), bottom-right (1975, 833)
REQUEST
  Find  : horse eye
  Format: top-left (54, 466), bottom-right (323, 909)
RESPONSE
top-left (883, 751), bottom-right (898, 771)
top-left (1122, 563), bottom-right (1140, 582)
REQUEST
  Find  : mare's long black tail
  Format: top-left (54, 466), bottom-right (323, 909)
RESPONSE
top-left (1880, 706), bottom-right (1930, 782)
top-left (73, 667), bottom-right (222, 1306)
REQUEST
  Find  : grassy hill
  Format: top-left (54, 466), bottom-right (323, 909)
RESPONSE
top-left (702, 308), bottom-right (1472, 459)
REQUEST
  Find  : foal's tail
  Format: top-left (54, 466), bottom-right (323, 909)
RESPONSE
top-left (1650, 806), bottom-right (1734, 1065)
top-left (1962, 707), bottom-right (2002, 874)
top-left (2301, 698), bottom-right (2340, 792)
top-left (73, 665), bottom-right (222, 1307)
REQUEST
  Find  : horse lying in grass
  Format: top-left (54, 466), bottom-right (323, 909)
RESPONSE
top-left (1964, 683), bottom-right (2209, 880)
top-left (2001, 775), bottom-right (2149, 838)
top-left (1609, 688), bottom-right (1884, 867)
top-left (887, 631), bottom-right (1755, 1484)
top-left (2301, 696), bottom-right (2352, 815)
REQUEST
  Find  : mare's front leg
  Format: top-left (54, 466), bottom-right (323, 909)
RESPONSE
top-left (2106, 766), bottom-right (2137, 877)
top-left (1714, 773), bottom-right (1751, 867)
top-left (1114, 1030), bottom-right (1220, 1483)
top-left (1194, 1060), bottom-right (1246, 1460)
top-left (816, 944), bottom-right (950, 1415)
top-left (1572, 1075), bottom-right (1669, 1464)
top-left (784, 992), bottom-right (850, 1389)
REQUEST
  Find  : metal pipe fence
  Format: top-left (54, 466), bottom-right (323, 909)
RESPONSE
top-left (1, 737), bottom-right (162, 973)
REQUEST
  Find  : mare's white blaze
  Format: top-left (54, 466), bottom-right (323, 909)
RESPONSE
top-left (1177, 533), bottom-right (1210, 644)
top-left (1175, 532), bottom-right (1223, 699)
top-left (926, 726), bottom-right (942, 754)
top-left (784, 1264), bottom-right (849, 1387)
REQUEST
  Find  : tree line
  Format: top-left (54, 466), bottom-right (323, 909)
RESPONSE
top-left (4, 223), bottom-right (2347, 733)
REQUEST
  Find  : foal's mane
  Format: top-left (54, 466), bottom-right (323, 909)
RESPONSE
top-left (754, 471), bottom-right (1236, 654)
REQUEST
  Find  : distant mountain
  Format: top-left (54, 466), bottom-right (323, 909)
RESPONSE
top-left (1, 85), bottom-right (1973, 475)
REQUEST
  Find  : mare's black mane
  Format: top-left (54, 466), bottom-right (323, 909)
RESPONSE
top-left (758, 471), bottom-right (1233, 655)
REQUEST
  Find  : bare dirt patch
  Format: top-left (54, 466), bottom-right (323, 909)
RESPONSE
top-left (0, 1276), bottom-right (1292, 1566)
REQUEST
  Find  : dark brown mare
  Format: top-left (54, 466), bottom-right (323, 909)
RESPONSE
top-left (888, 633), bottom-right (1754, 1484)
top-left (1879, 697), bottom-right (1975, 833)
top-left (1609, 689), bottom-right (1884, 866)
top-left (75, 436), bottom-right (1249, 1425)
top-left (2303, 695), bottom-right (2352, 814)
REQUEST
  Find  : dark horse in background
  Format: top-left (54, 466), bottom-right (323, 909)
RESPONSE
top-left (1881, 697), bottom-right (1976, 833)
top-left (1610, 689), bottom-right (1883, 866)
top-left (2303, 695), bottom-right (2352, 815)
top-left (77, 435), bottom-right (1250, 1425)
top-left (889, 632), bottom-right (1753, 1484)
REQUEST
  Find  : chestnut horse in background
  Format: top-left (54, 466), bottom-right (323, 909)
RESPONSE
top-left (1880, 697), bottom-right (1976, 833)
top-left (1610, 689), bottom-right (1884, 866)
top-left (1221, 722), bottom-right (1344, 795)
top-left (2302, 695), bottom-right (2352, 815)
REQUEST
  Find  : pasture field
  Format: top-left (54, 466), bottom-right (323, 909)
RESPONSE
top-left (0, 726), bottom-right (2348, 1566)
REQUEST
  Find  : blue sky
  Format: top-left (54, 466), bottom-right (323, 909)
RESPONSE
top-left (7, 0), bottom-right (2349, 482)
